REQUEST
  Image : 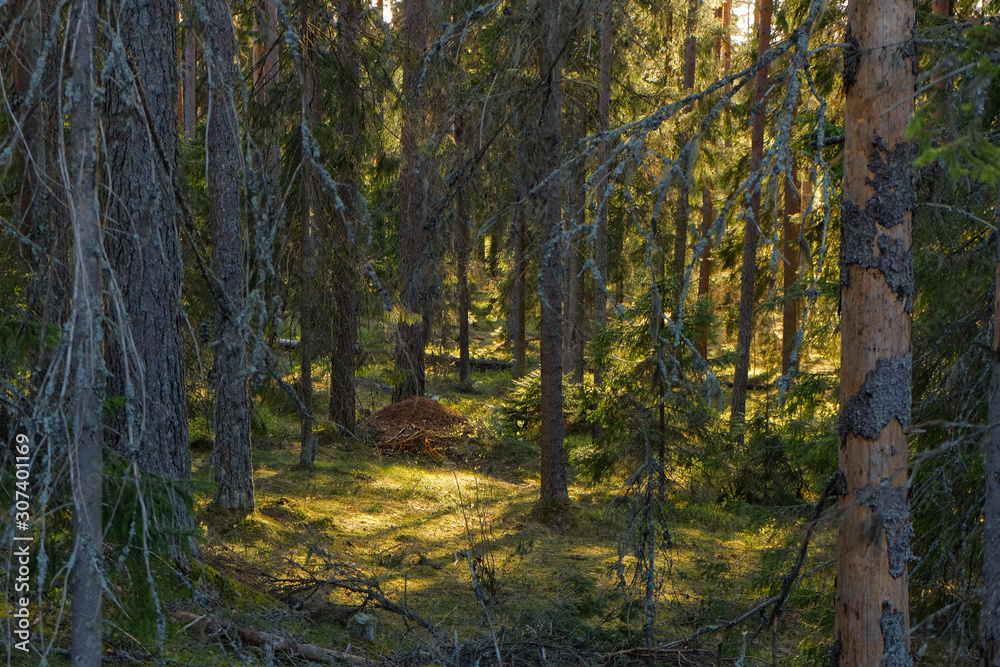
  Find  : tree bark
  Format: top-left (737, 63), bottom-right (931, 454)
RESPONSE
top-left (537, 0), bottom-right (568, 503)
top-left (984, 178), bottom-right (1000, 667)
top-left (781, 150), bottom-right (800, 375)
top-left (722, 0), bottom-right (732, 149)
top-left (253, 0), bottom-right (280, 92)
top-left (512, 114), bottom-right (528, 379)
top-left (330, 0), bottom-right (362, 433)
top-left (697, 185), bottom-right (713, 358)
top-left (207, 0), bottom-right (254, 510)
top-left (394, 0), bottom-right (430, 402)
top-left (730, 0), bottom-right (771, 442)
top-left (14, 0), bottom-right (69, 333)
top-left (673, 0), bottom-right (696, 310)
top-left (593, 0), bottom-right (611, 387)
top-left (105, 0), bottom-right (192, 532)
top-left (834, 0), bottom-right (915, 659)
top-left (563, 103), bottom-right (586, 383)
top-left (68, 0), bottom-right (103, 661)
top-left (298, 0), bottom-right (322, 466)
top-left (183, 16), bottom-right (196, 145)
top-left (455, 120), bottom-right (473, 389)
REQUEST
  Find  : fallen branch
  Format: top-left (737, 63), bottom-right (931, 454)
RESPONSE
top-left (268, 559), bottom-right (445, 640)
top-left (720, 380), bottom-right (774, 391)
top-left (355, 376), bottom-right (392, 393)
top-left (171, 610), bottom-right (378, 665)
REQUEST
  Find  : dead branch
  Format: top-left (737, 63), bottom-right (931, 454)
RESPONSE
top-left (171, 610), bottom-right (379, 665)
top-left (268, 560), bottom-right (445, 640)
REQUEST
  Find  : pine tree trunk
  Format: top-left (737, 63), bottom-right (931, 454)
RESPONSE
top-left (722, 0), bottom-right (732, 150)
top-left (984, 178), bottom-right (1000, 667)
top-left (697, 186), bottom-right (713, 358)
top-left (455, 119), bottom-right (473, 389)
top-left (730, 0), bottom-right (770, 441)
top-left (298, 0), bottom-right (322, 465)
top-left (253, 0), bottom-right (279, 91)
top-left (207, 0), bottom-right (254, 510)
top-left (183, 20), bottom-right (196, 145)
top-left (105, 0), bottom-right (192, 532)
top-left (68, 0), bottom-right (103, 660)
top-left (563, 105), bottom-right (586, 383)
top-left (593, 0), bottom-right (611, 385)
top-left (394, 0), bottom-right (430, 402)
top-left (782, 151), bottom-right (800, 375)
top-left (834, 0), bottom-right (915, 658)
top-left (673, 0), bottom-right (696, 310)
top-left (14, 0), bottom-right (69, 331)
top-left (512, 119), bottom-right (528, 379)
top-left (329, 0), bottom-right (362, 433)
top-left (538, 0), bottom-right (568, 503)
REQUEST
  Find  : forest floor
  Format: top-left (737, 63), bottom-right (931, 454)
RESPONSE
top-left (156, 396), bottom-right (832, 662)
top-left (87, 294), bottom-right (836, 665)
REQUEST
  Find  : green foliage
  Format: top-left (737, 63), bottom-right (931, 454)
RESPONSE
top-left (574, 291), bottom-right (726, 488)
top-left (721, 427), bottom-right (805, 505)
top-left (0, 319), bottom-right (59, 361)
top-left (909, 22), bottom-right (1000, 184)
top-left (498, 369), bottom-right (583, 436)
top-left (103, 452), bottom-right (198, 645)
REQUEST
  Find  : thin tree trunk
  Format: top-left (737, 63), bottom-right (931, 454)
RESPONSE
top-left (984, 178), bottom-right (1000, 667)
top-left (455, 119), bottom-right (473, 389)
top-left (183, 19), bottom-right (196, 145)
top-left (512, 208), bottom-right (526, 378)
top-left (697, 186), bottom-right (713, 358)
top-left (68, 0), bottom-right (103, 660)
top-left (730, 0), bottom-right (771, 442)
top-left (14, 0), bottom-right (69, 334)
top-left (664, 10), bottom-right (673, 86)
top-left (723, 0), bottom-right (732, 149)
top-left (105, 0), bottom-right (192, 533)
top-left (254, 0), bottom-right (279, 91)
top-left (834, 0), bottom-right (915, 657)
top-left (538, 0), bottom-right (568, 502)
top-left (512, 113), bottom-right (528, 379)
top-left (673, 0), bottom-right (696, 310)
top-left (299, 0), bottom-right (321, 465)
top-left (207, 0), bottom-right (254, 509)
top-left (487, 222), bottom-right (503, 277)
top-left (781, 150), bottom-right (800, 375)
top-left (394, 0), bottom-right (430, 402)
top-left (330, 0), bottom-right (362, 433)
top-left (563, 104), bottom-right (586, 383)
top-left (593, 0), bottom-right (611, 386)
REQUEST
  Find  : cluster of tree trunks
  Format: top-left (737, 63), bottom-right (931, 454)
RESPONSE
top-left (18, 0), bottom-right (967, 660)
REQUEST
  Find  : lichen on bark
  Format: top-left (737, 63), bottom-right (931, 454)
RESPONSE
top-left (839, 140), bottom-right (916, 312)
top-left (840, 353), bottom-right (912, 443)
top-left (879, 601), bottom-right (913, 666)
top-left (854, 482), bottom-right (913, 579)
top-left (843, 27), bottom-right (861, 93)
